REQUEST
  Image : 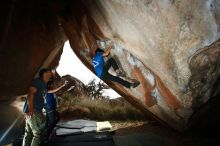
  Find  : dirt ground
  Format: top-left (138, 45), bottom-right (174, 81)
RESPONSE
top-left (110, 120), bottom-right (220, 146)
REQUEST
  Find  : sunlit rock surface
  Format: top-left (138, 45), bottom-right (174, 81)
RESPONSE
top-left (0, 0), bottom-right (220, 131)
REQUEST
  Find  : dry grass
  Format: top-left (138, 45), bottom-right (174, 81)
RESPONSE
top-left (58, 93), bottom-right (146, 121)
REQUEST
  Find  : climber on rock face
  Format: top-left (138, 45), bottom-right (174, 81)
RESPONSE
top-left (92, 41), bottom-right (140, 89)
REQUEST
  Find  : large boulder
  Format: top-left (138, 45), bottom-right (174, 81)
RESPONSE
top-left (0, 0), bottom-right (219, 131)
top-left (54, 0), bottom-right (220, 130)
top-left (55, 75), bottom-right (88, 97)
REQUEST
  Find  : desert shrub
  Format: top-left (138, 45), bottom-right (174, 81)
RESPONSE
top-left (58, 93), bottom-right (146, 121)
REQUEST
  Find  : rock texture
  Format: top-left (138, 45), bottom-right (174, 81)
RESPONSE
top-left (55, 0), bottom-right (220, 130)
top-left (55, 75), bottom-right (88, 97)
top-left (0, 0), bottom-right (66, 97)
top-left (0, 0), bottom-right (220, 131)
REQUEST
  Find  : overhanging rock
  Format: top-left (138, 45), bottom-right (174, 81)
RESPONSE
top-left (56, 0), bottom-right (220, 131)
top-left (0, 0), bottom-right (220, 131)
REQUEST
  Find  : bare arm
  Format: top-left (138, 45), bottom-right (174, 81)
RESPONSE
top-left (103, 43), bottom-right (113, 57)
top-left (48, 81), bottom-right (67, 93)
top-left (27, 86), bottom-right (37, 116)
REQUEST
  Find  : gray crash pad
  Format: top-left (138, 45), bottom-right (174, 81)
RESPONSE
top-left (56, 119), bottom-right (112, 136)
top-left (56, 119), bottom-right (96, 129)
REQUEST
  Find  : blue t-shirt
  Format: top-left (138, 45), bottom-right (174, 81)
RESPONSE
top-left (45, 93), bottom-right (56, 112)
top-left (23, 77), bottom-right (47, 113)
top-left (93, 52), bottom-right (105, 78)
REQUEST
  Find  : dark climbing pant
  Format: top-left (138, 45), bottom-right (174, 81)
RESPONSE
top-left (46, 110), bottom-right (60, 139)
top-left (101, 58), bottom-right (131, 88)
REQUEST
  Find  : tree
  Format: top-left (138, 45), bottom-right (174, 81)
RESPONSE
top-left (85, 79), bottom-right (110, 100)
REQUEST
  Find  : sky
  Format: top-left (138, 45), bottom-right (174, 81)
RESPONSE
top-left (56, 41), bottom-right (120, 99)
